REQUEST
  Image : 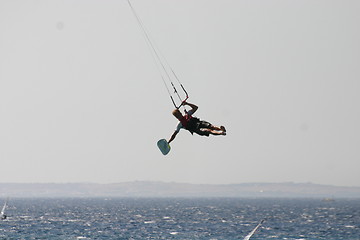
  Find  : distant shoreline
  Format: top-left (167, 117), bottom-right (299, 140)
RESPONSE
top-left (1, 181), bottom-right (360, 198)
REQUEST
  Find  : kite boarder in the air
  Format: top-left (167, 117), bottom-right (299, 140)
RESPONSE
top-left (168, 101), bottom-right (226, 144)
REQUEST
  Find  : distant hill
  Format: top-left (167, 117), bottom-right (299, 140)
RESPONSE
top-left (0, 182), bottom-right (359, 198)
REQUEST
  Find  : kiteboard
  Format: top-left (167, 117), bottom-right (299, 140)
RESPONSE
top-left (157, 139), bottom-right (171, 155)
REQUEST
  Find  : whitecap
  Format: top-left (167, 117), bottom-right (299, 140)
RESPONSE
top-left (144, 220), bottom-right (155, 224)
top-left (345, 225), bottom-right (355, 228)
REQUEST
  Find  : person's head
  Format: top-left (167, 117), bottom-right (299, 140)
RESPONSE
top-left (172, 109), bottom-right (183, 120)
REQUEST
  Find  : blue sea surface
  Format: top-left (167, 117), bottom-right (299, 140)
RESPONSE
top-left (0, 198), bottom-right (359, 239)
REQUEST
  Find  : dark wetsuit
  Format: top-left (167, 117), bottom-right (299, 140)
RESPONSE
top-left (176, 111), bottom-right (212, 136)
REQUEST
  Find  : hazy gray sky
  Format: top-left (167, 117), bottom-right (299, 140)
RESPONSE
top-left (1, 0), bottom-right (359, 186)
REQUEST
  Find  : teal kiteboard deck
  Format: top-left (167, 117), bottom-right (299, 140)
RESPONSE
top-left (157, 139), bottom-right (171, 155)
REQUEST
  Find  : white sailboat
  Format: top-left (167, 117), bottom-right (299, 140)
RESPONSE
top-left (0, 198), bottom-right (8, 220)
top-left (243, 219), bottom-right (264, 240)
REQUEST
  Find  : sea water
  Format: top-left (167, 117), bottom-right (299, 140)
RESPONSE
top-left (0, 198), bottom-right (359, 239)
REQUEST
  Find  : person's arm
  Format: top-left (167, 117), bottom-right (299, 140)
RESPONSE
top-left (183, 101), bottom-right (198, 114)
top-left (168, 130), bottom-right (179, 144)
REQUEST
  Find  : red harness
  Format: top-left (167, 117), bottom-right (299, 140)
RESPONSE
top-left (179, 114), bottom-right (192, 128)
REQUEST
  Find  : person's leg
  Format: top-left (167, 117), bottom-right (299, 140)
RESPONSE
top-left (197, 128), bottom-right (225, 136)
top-left (207, 129), bottom-right (226, 135)
top-left (201, 121), bottom-right (226, 134)
top-left (196, 120), bottom-right (226, 136)
top-left (200, 121), bottom-right (223, 131)
top-left (209, 125), bottom-right (222, 131)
